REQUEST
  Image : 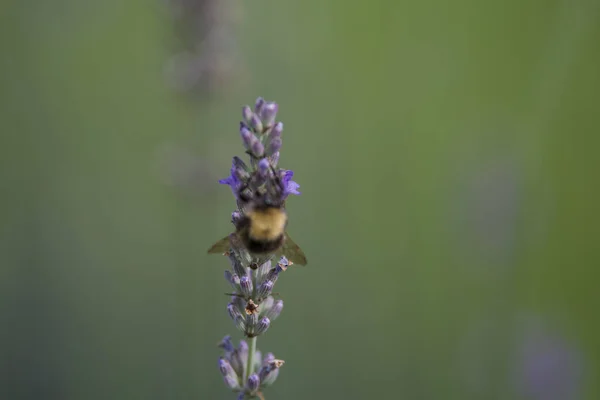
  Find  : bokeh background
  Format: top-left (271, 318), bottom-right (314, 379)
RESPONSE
top-left (1, 0), bottom-right (599, 399)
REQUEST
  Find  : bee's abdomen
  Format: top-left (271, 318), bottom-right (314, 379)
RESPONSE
top-left (246, 234), bottom-right (285, 254)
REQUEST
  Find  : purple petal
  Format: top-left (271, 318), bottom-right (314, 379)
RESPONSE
top-left (218, 176), bottom-right (236, 186)
top-left (285, 180), bottom-right (300, 196)
top-left (280, 170), bottom-right (300, 197)
top-left (218, 158), bottom-right (246, 198)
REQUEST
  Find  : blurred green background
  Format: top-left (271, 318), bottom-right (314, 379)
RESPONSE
top-left (1, 0), bottom-right (599, 399)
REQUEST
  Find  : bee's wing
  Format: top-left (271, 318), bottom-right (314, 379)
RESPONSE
top-left (276, 232), bottom-right (308, 266)
top-left (207, 234), bottom-right (233, 254)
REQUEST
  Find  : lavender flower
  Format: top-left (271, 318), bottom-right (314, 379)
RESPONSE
top-left (214, 98), bottom-right (305, 398)
top-left (245, 374), bottom-right (260, 395)
top-left (239, 275), bottom-right (253, 297)
top-left (255, 317), bottom-right (271, 336)
top-left (256, 280), bottom-right (274, 299)
top-left (263, 299), bottom-right (283, 321)
top-left (219, 358), bottom-right (240, 390)
top-left (258, 356), bottom-right (284, 387)
top-left (280, 170), bottom-right (301, 197)
top-left (258, 102), bottom-right (278, 130)
top-left (249, 114), bottom-right (264, 134)
top-left (218, 337), bottom-right (286, 399)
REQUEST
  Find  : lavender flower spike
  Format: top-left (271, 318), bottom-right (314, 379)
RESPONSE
top-left (213, 97), bottom-right (305, 398)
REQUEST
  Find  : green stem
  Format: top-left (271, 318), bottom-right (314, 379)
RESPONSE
top-left (246, 335), bottom-right (257, 382)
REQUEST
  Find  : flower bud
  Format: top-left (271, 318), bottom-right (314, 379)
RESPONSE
top-left (259, 296), bottom-right (274, 314)
top-left (229, 340), bottom-right (248, 377)
top-left (249, 114), bottom-right (263, 134)
top-left (245, 313), bottom-right (258, 335)
top-left (240, 125), bottom-right (254, 151)
top-left (227, 303), bottom-right (243, 321)
top-left (258, 158), bottom-right (270, 178)
top-left (256, 260), bottom-right (271, 283)
top-left (234, 315), bottom-right (246, 332)
top-left (242, 106), bottom-right (253, 123)
top-left (268, 151), bottom-right (280, 167)
top-left (231, 294), bottom-right (245, 312)
top-left (264, 299), bottom-right (283, 321)
top-left (268, 137), bottom-right (282, 156)
top-left (262, 352), bottom-right (275, 365)
top-left (245, 373), bottom-right (260, 394)
top-left (253, 350), bottom-right (263, 373)
top-left (255, 317), bottom-right (271, 335)
top-left (223, 374), bottom-right (239, 391)
top-left (240, 275), bottom-right (253, 297)
top-left (219, 358), bottom-right (240, 390)
top-left (217, 335), bottom-right (234, 353)
top-left (259, 102), bottom-right (278, 128)
top-left (224, 271), bottom-right (241, 291)
top-left (251, 140), bottom-right (264, 158)
top-left (257, 280), bottom-right (274, 299)
top-left (238, 339), bottom-right (249, 354)
top-left (269, 122), bottom-right (283, 139)
top-left (254, 97), bottom-right (265, 114)
top-left (264, 267), bottom-right (281, 284)
top-left (258, 358), bottom-right (284, 387)
top-left (218, 357), bottom-right (235, 376)
top-left (228, 254), bottom-right (246, 278)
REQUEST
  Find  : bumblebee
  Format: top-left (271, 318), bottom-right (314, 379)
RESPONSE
top-left (207, 206), bottom-right (307, 265)
top-left (208, 160), bottom-right (307, 265)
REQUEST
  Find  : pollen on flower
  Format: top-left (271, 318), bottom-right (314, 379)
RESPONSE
top-left (245, 299), bottom-right (259, 315)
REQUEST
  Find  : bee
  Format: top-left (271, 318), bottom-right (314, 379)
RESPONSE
top-left (207, 159), bottom-right (307, 265)
top-left (207, 206), bottom-right (307, 265)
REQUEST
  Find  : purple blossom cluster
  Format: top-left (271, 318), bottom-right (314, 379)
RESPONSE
top-left (216, 98), bottom-right (299, 399)
top-left (225, 256), bottom-right (290, 338)
top-left (219, 97), bottom-right (300, 205)
top-left (218, 336), bottom-right (284, 399)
